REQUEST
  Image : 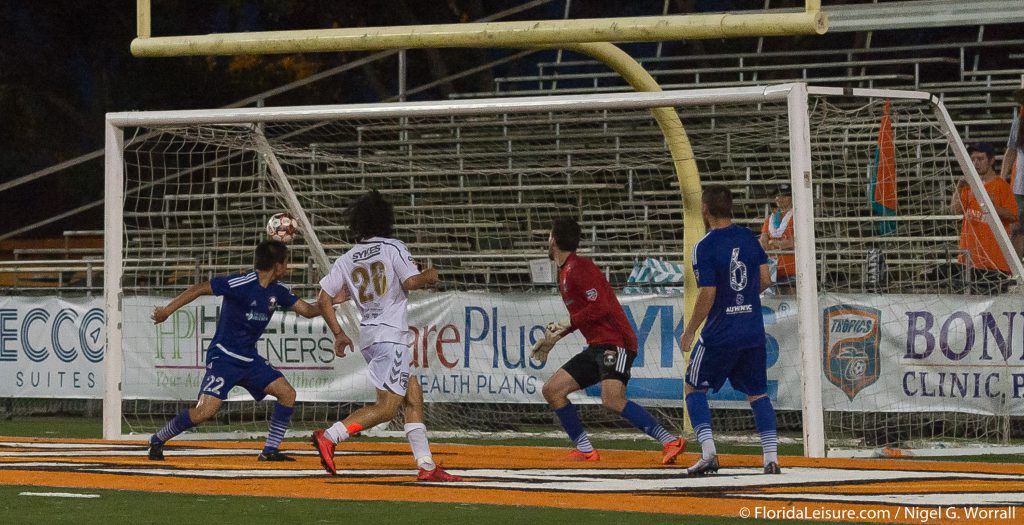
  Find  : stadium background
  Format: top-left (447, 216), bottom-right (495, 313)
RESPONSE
top-left (2, 1), bottom-right (1024, 523)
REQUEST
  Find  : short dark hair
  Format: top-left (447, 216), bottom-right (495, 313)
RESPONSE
top-left (254, 240), bottom-right (289, 271)
top-left (347, 190), bottom-right (394, 241)
top-left (551, 217), bottom-right (581, 252)
top-left (702, 185), bottom-right (734, 219)
top-left (968, 142), bottom-right (996, 159)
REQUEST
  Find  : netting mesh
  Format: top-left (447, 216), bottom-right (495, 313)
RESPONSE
top-left (114, 91), bottom-right (1022, 452)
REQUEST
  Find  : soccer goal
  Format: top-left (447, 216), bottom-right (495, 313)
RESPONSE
top-left (104, 83), bottom-right (1024, 457)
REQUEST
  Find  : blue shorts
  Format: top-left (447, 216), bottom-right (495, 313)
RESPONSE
top-left (685, 339), bottom-right (767, 396)
top-left (200, 353), bottom-right (284, 401)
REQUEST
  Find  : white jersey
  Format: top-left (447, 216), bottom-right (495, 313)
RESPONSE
top-left (319, 236), bottom-right (419, 349)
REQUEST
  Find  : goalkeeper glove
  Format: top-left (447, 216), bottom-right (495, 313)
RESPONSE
top-left (530, 318), bottom-right (571, 363)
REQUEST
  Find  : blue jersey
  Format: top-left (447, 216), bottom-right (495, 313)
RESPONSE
top-left (692, 224), bottom-right (768, 348)
top-left (208, 272), bottom-right (298, 363)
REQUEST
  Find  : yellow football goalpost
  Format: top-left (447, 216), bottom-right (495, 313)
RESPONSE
top-left (127, 0), bottom-right (828, 454)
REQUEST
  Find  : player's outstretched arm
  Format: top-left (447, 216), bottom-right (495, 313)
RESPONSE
top-left (317, 289), bottom-right (353, 357)
top-left (290, 299), bottom-right (322, 319)
top-left (678, 286), bottom-right (716, 354)
top-left (402, 267), bottom-right (439, 291)
top-left (152, 281), bottom-right (213, 324)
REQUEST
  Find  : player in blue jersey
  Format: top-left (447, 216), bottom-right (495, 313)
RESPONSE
top-left (679, 185), bottom-right (781, 475)
top-left (148, 240), bottom-right (323, 461)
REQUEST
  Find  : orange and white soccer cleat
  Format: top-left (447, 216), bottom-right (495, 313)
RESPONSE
top-left (311, 429), bottom-right (337, 475)
top-left (565, 448), bottom-right (600, 462)
top-left (661, 437), bottom-right (686, 465)
top-left (417, 465), bottom-right (463, 482)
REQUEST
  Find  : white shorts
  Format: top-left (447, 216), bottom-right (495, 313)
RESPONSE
top-left (361, 342), bottom-right (411, 396)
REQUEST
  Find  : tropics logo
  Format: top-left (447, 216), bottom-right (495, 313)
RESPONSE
top-left (822, 304), bottom-right (881, 400)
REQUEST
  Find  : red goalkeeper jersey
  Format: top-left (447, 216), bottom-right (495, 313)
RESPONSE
top-left (557, 253), bottom-right (637, 352)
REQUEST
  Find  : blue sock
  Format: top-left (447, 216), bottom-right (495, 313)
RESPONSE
top-left (751, 396), bottom-right (779, 465)
top-left (685, 390), bottom-right (716, 458)
top-left (621, 401), bottom-right (677, 444)
top-left (154, 409), bottom-right (195, 444)
top-left (262, 403), bottom-right (294, 454)
top-left (554, 403), bottom-right (593, 452)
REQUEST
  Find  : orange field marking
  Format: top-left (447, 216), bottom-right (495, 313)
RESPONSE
top-left (1, 437), bottom-right (1022, 524)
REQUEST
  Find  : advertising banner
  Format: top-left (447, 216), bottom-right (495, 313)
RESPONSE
top-left (119, 293), bottom-right (800, 409)
top-left (8, 291), bottom-right (1019, 417)
top-left (0, 297), bottom-right (105, 398)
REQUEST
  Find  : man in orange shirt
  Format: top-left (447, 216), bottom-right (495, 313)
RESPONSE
top-left (951, 142), bottom-right (1018, 294)
top-left (759, 184), bottom-right (795, 288)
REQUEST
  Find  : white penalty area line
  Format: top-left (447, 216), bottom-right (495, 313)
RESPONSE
top-left (19, 492), bottom-right (100, 499)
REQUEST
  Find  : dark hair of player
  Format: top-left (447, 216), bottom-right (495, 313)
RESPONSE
top-left (702, 185), bottom-right (734, 219)
top-left (254, 240), bottom-right (289, 271)
top-left (347, 190), bottom-right (394, 241)
top-left (551, 217), bottom-right (581, 252)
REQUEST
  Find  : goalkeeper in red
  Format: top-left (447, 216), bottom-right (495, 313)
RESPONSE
top-left (533, 217), bottom-right (686, 463)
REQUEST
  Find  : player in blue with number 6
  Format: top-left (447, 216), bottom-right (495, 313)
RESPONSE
top-left (148, 240), bottom-right (324, 461)
top-left (679, 185), bottom-right (781, 475)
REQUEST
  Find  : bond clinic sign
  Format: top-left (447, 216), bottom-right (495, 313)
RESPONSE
top-left (820, 293), bottom-right (1024, 417)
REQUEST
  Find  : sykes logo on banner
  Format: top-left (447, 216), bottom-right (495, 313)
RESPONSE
top-left (822, 304), bottom-right (881, 401)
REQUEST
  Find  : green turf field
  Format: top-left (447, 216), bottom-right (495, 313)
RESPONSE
top-left (0, 484), bottom-right (879, 525)
top-left (2, 416), bottom-right (1019, 524)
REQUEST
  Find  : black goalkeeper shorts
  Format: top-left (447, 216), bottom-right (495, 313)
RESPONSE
top-left (561, 344), bottom-right (635, 389)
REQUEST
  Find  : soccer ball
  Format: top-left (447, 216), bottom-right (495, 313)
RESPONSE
top-left (266, 212), bottom-right (298, 243)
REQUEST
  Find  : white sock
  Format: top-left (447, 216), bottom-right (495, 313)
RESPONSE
top-left (700, 439), bottom-right (717, 459)
top-left (325, 422), bottom-right (350, 444)
top-left (404, 422), bottom-right (435, 470)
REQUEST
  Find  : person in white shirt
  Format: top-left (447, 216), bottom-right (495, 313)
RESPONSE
top-left (310, 190), bottom-right (461, 482)
top-left (759, 184), bottom-right (795, 287)
top-left (1001, 89), bottom-right (1024, 228)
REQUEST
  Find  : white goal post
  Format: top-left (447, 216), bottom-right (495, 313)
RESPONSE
top-left (104, 83), bottom-right (1024, 457)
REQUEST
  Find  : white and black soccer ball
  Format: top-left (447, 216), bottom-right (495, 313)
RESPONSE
top-left (266, 212), bottom-right (298, 243)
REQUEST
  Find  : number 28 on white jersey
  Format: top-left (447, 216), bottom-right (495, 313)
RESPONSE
top-left (319, 236), bottom-right (420, 347)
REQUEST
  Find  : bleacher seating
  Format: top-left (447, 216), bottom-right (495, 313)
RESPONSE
top-left (3, 12), bottom-right (1022, 296)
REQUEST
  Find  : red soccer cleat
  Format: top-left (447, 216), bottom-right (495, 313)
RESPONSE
top-left (311, 429), bottom-right (337, 475)
top-left (565, 448), bottom-right (600, 462)
top-left (661, 437), bottom-right (686, 465)
top-left (417, 465), bottom-right (463, 482)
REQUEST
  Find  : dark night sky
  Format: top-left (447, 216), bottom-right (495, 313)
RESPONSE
top-left (0, 0), bottom-right (562, 236)
top-left (0, 0), bottom-right (1010, 238)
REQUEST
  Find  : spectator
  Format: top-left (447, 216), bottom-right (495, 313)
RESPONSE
top-left (1001, 89), bottom-right (1024, 226)
top-left (951, 142), bottom-right (1019, 293)
top-left (759, 184), bottom-right (795, 286)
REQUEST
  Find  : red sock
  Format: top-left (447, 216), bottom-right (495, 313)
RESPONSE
top-left (346, 423), bottom-right (364, 436)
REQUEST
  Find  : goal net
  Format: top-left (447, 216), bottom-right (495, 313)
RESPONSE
top-left (105, 84), bottom-right (1024, 456)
